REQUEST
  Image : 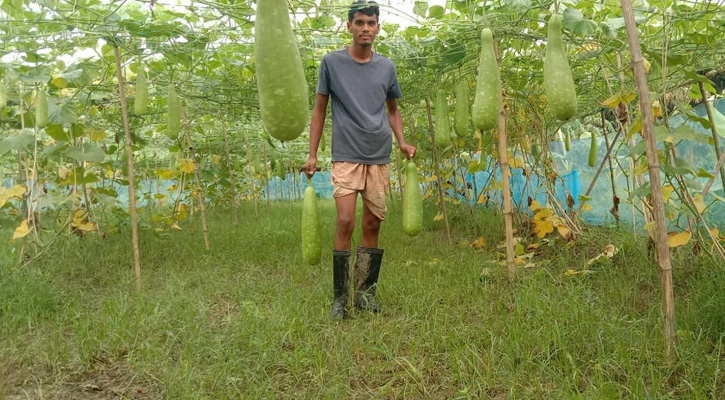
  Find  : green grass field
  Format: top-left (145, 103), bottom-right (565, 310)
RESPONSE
top-left (1, 199), bottom-right (724, 399)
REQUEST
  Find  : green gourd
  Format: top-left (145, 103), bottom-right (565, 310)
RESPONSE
top-left (544, 14), bottom-right (578, 121)
top-left (472, 28), bottom-right (500, 132)
top-left (167, 85), bottom-right (180, 139)
top-left (402, 161), bottom-right (423, 236)
top-left (36, 90), bottom-right (48, 128)
top-left (588, 133), bottom-right (597, 167)
top-left (435, 89), bottom-right (450, 148)
top-left (0, 83), bottom-right (6, 109)
top-left (254, 0), bottom-right (309, 142)
top-left (134, 67), bottom-right (148, 115)
top-left (532, 142), bottom-right (540, 163)
top-left (454, 80), bottom-right (470, 137)
top-left (320, 134), bottom-right (326, 152)
top-left (564, 128), bottom-right (571, 152)
top-left (301, 183), bottom-right (321, 265)
top-left (276, 161), bottom-right (285, 179)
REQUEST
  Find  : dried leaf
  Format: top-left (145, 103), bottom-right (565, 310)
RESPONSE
top-left (557, 224), bottom-right (573, 241)
top-left (668, 231), bottom-right (691, 248)
top-left (433, 213), bottom-right (444, 222)
top-left (11, 220), bottom-right (30, 241)
top-left (0, 185), bottom-right (27, 208)
top-left (470, 237), bottom-right (486, 249)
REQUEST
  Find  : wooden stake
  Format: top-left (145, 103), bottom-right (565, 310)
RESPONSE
top-left (113, 46), bottom-right (142, 293)
top-left (221, 118), bottom-right (238, 226)
top-left (493, 41), bottom-right (516, 282)
top-left (425, 96), bottom-right (452, 245)
top-left (181, 105), bottom-right (211, 251)
top-left (621, 0), bottom-right (676, 353)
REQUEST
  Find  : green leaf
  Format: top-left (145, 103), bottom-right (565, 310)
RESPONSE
top-left (562, 8), bottom-right (598, 36)
top-left (45, 124), bottom-right (71, 141)
top-left (0, 130), bottom-right (35, 156)
top-left (697, 168), bottom-right (716, 178)
top-left (413, 1), bottom-right (428, 17)
top-left (65, 143), bottom-right (106, 163)
top-left (48, 97), bottom-right (79, 124)
top-left (427, 5), bottom-right (445, 19)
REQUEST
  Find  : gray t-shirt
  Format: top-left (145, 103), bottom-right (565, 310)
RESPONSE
top-left (317, 49), bottom-right (402, 164)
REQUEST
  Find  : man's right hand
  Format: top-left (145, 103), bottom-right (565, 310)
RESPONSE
top-left (301, 157), bottom-right (318, 179)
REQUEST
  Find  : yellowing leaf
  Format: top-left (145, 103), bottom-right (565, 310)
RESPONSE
top-left (86, 128), bottom-right (107, 142)
top-left (662, 185), bottom-right (674, 203)
top-left (433, 213), bottom-right (444, 222)
top-left (693, 193), bottom-right (706, 214)
top-left (643, 221), bottom-right (656, 232)
top-left (475, 192), bottom-right (488, 205)
top-left (533, 219), bottom-right (554, 238)
top-left (530, 200), bottom-right (543, 212)
top-left (0, 185), bottom-right (27, 208)
top-left (178, 158), bottom-right (196, 174)
top-left (171, 223), bottom-right (182, 230)
top-left (424, 175), bottom-right (438, 183)
top-left (582, 204), bottom-right (593, 211)
top-left (668, 231), bottom-right (691, 248)
top-left (157, 168), bottom-right (175, 180)
top-left (470, 237), bottom-right (486, 249)
top-left (12, 220), bottom-right (30, 241)
top-left (534, 208), bottom-right (553, 220)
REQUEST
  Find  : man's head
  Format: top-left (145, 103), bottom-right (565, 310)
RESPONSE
top-left (347, 1), bottom-right (380, 47)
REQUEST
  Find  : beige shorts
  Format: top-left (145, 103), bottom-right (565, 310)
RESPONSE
top-left (331, 162), bottom-right (389, 221)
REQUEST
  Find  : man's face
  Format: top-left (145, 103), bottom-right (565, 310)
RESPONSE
top-left (347, 12), bottom-right (379, 47)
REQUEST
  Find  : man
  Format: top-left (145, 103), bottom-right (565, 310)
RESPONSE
top-left (302, 0), bottom-right (416, 320)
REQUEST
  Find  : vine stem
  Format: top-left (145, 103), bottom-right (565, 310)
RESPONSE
top-left (424, 96), bottom-right (451, 245)
top-left (181, 105), bottom-right (211, 251)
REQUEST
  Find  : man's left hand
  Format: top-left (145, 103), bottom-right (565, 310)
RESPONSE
top-left (400, 144), bottom-right (417, 160)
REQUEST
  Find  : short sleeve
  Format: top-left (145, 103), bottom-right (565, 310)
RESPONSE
top-left (387, 64), bottom-right (402, 99)
top-left (316, 57), bottom-right (330, 95)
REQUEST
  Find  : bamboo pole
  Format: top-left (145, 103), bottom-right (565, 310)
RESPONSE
top-left (181, 105), bottom-right (211, 251)
top-left (424, 96), bottom-right (452, 245)
top-left (493, 41), bottom-right (516, 282)
top-left (698, 81), bottom-right (725, 195)
top-left (602, 112), bottom-right (620, 222)
top-left (621, 0), bottom-right (676, 353)
top-left (221, 118), bottom-right (238, 225)
top-left (113, 46), bottom-right (142, 293)
top-left (244, 132), bottom-right (258, 217)
top-left (263, 144), bottom-right (271, 213)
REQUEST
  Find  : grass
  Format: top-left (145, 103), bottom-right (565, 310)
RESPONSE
top-left (1, 197), bottom-right (724, 399)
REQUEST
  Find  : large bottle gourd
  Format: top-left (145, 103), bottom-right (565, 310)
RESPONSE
top-left (254, 0), bottom-right (309, 142)
top-left (36, 90), bottom-right (48, 128)
top-left (134, 67), bottom-right (148, 115)
top-left (167, 85), bottom-right (180, 139)
top-left (544, 14), bottom-right (578, 121)
top-left (472, 28), bottom-right (500, 132)
top-left (454, 80), bottom-right (470, 137)
top-left (402, 161), bottom-right (423, 236)
top-left (301, 182), bottom-right (322, 265)
top-left (435, 89), bottom-right (450, 148)
top-left (588, 132), bottom-right (597, 167)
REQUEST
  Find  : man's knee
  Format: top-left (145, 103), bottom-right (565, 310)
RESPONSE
top-left (362, 214), bottom-right (381, 234)
top-left (337, 214), bottom-right (356, 236)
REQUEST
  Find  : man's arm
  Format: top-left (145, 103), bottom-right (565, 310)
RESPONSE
top-left (386, 98), bottom-right (416, 159)
top-left (302, 93), bottom-right (329, 178)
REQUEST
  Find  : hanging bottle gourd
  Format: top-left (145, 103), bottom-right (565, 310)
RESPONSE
top-left (454, 80), bottom-right (470, 137)
top-left (544, 14), bottom-right (578, 121)
top-left (36, 89), bottom-right (48, 128)
top-left (402, 161), bottom-right (423, 236)
top-left (588, 132), bottom-right (598, 167)
top-left (134, 67), bottom-right (148, 115)
top-left (435, 89), bottom-right (450, 148)
top-left (0, 82), bottom-right (6, 109)
top-left (472, 28), bottom-right (500, 132)
top-left (166, 85), bottom-right (180, 140)
top-left (301, 179), bottom-right (321, 265)
top-left (254, 0), bottom-right (309, 142)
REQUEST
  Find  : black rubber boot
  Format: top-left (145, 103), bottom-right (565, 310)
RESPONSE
top-left (331, 250), bottom-right (351, 320)
top-left (353, 246), bottom-right (384, 313)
